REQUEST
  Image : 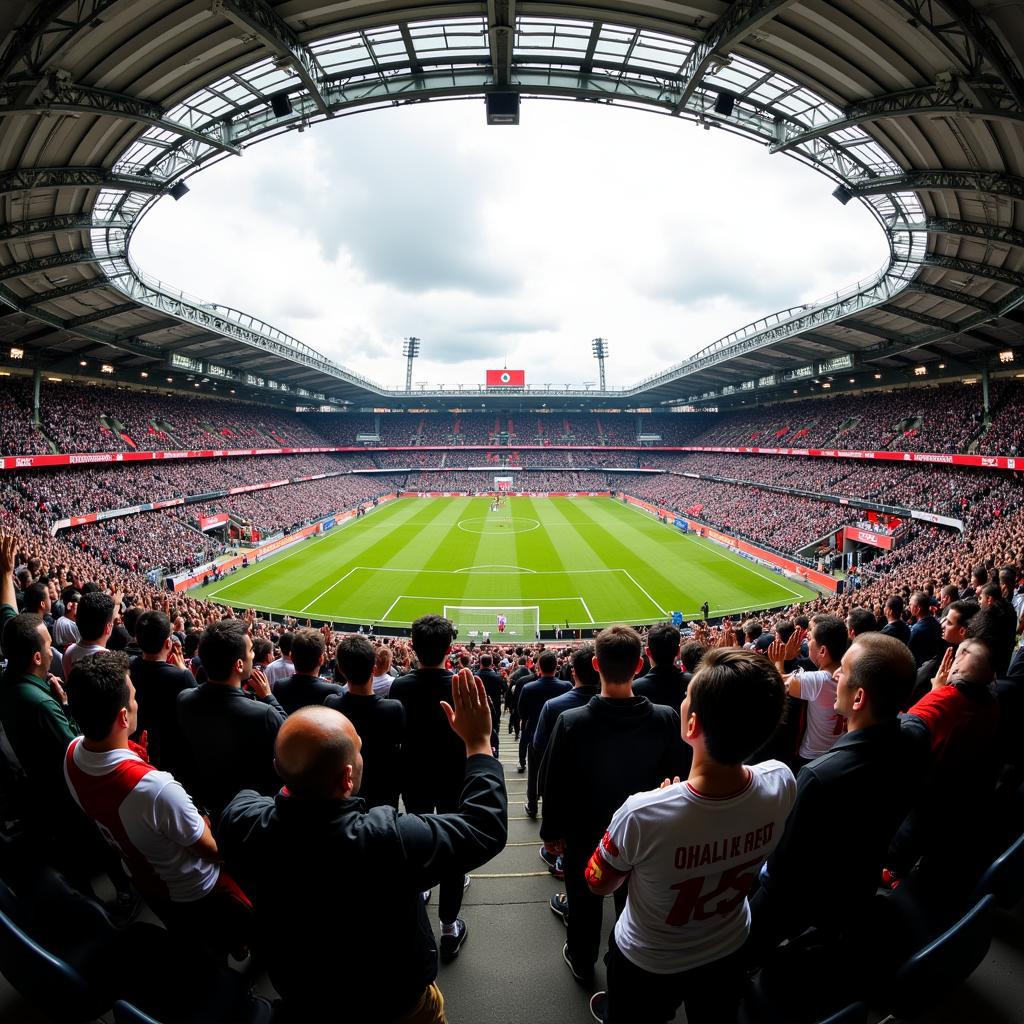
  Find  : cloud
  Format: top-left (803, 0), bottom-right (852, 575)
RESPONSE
top-left (129, 99), bottom-right (887, 389)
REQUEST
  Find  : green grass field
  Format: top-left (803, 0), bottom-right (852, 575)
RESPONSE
top-left (196, 497), bottom-right (819, 631)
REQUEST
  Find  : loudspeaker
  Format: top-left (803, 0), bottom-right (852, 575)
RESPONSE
top-left (486, 92), bottom-right (520, 125)
top-left (168, 181), bottom-right (190, 201)
top-left (832, 184), bottom-right (853, 205)
top-left (271, 93), bottom-right (293, 118)
top-left (713, 90), bottom-right (735, 117)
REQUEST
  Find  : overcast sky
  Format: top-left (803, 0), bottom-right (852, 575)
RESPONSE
top-left (131, 99), bottom-right (886, 391)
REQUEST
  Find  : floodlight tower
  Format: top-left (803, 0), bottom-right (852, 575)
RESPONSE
top-left (402, 337), bottom-right (420, 392)
top-left (591, 338), bottom-right (609, 391)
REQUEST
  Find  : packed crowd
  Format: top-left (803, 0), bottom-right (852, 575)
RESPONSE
top-left (405, 471), bottom-right (609, 492)
top-left (0, 453), bottom-right (375, 520)
top-left (614, 474), bottom-right (854, 555)
top-left (4, 376), bottom-right (1024, 458)
top-left (0, 515), bottom-right (1020, 1024)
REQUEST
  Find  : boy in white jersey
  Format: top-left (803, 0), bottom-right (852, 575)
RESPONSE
top-left (585, 648), bottom-right (796, 1024)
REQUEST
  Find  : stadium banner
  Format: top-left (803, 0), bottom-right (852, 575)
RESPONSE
top-left (52, 496), bottom-right (187, 534)
top-left (621, 494), bottom-right (839, 593)
top-left (2, 445), bottom-right (1022, 474)
top-left (485, 369), bottom-right (525, 387)
top-left (198, 513), bottom-right (230, 532)
top-left (842, 527), bottom-right (894, 550)
top-left (910, 509), bottom-right (965, 530)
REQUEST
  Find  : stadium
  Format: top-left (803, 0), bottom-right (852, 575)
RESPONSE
top-left (0, 0), bottom-right (1023, 1022)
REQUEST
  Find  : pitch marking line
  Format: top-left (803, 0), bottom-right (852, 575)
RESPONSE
top-left (619, 569), bottom-right (668, 617)
top-left (377, 595), bottom-right (590, 624)
top-left (453, 564), bottom-right (537, 574)
top-left (381, 595), bottom-right (403, 621)
top-left (298, 566), bottom-right (361, 613)
top-left (579, 597), bottom-right (595, 623)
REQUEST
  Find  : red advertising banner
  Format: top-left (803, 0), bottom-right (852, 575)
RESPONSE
top-left (485, 369), bottom-right (526, 387)
top-left (198, 513), bottom-right (230, 532)
top-left (843, 527), bottom-right (895, 550)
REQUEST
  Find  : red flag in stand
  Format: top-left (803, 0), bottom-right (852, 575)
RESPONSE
top-left (486, 369), bottom-right (525, 387)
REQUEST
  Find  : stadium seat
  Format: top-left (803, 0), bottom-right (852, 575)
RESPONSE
top-left (878, 895), bottom-right (996, 1020)
top-left (970, 831), bottom-right (1024, 909)
top-left (0, 894), bottom-right (109, 1022)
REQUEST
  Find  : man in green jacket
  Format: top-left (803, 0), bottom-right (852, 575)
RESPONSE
top-left (0, 535), bottom-right (133, 908)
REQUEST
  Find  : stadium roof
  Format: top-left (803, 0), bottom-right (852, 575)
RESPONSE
top-left (0, 0), bottom-right (1022, 410)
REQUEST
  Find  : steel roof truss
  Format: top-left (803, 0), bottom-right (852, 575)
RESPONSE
top-left (214, 0), bottom-right (332, 116)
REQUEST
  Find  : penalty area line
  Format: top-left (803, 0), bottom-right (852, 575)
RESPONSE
top-left (299, 565), bottom-right (361, 613)
top-left (618, 569), bottom-right (668, 617)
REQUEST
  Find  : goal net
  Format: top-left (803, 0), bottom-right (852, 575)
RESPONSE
top-left (443, 605), bottom-right (540, 640)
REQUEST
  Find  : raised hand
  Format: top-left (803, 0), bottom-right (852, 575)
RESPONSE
top-left (441, 667), bottom-right (493, 755)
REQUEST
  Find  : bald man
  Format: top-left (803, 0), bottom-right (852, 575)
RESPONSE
top-left (216, 670), bottom-right (507, 1024)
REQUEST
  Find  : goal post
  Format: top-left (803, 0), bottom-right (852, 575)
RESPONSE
top-left (443, 605), bottom-right (540, 639)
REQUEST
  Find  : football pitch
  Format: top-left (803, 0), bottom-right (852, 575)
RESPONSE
top-left (197, 497), bottom-right (819, 630)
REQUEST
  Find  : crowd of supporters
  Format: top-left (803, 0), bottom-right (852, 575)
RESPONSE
top-left (3, 376), bottom-right (1024, 456)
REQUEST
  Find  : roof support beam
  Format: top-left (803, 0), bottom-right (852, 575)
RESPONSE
top-left (0, 76), bottom-right (240, 156)
top-left (673, 0), bottom-right (797, 112)
top-left (0, 214), bottom-right (128, 245)
top-left (213, 0), bottom-right (333, 117)
top-left (0, 250), bottom-right (103, 283)
top-left (884, 0), bottom-right (1024, 109)
top-left (848, 170), bottom-right (1024, 203)
top-left (24, 279), bottom-right (106, 306)
top-left (486, 0), bottom-right (516, 87)
top-left (61, 303), bottom-right (138, 329)
top-left (771, 82), bottom-right (1024, 153)
top-left (881, 304), bottom-right (964, 332)
top-left (0, 1), bottom-right (122, 80)
top-left (918, 254), bottom-right (1024, 291)
top-left (0, 166), bottom-right (168, 198)
top-left (893, 218), bottom-right (1024, 250)
top-left (907, 282), bottom-right (999, 313)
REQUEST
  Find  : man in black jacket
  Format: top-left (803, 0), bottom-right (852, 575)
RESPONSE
top-left (633, 622), bottom-right (688, 711)
top-left (477, 653), bottom-right (506, 754)
top-left (750, 633), bottom-right (928, 997)
top-left (272, 628), bottom-right (343, 713)
top-left (177, 619), bottom-right (286, 815)
top-left (326, 633), bottom-right (404, 809)
top-left (218, 671), bottom-right (506, 1023)
top-left (518, 650), bottom-right (570, 817)
top-left (540, 625), bottom-right (688, 985)
top-left (389, 615), bottom-right (473, 958)
top-left (129, 610), bottom-right (196, 782)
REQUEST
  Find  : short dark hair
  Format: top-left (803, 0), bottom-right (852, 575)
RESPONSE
top-left (946, 599), bottom-right (978, 628)
top-left (253, 638), bottom-right (273, 664)
top-left (646, 622), bottom-right (681, 666)
top-left (538, 650), bottom-right (558, 674)
top-left (811, 615), bottom-right (849, 663)
top-left (76, 592), bottom-right (115, 643)
top-left (572, 644), bottom-right (599, 687)
top-left (1, 613), bottom-right (46, 676)
top-left (742, 619), bottom-right (763, 642)
top-left (291, 629), bottom-right (326, 674)
top-left (277, 632), bottom-right (294, 657)
top-left (67, 651), bottom-right (131, 742)
top-left (135, 610), bottom-right (172, 655)
top-left (411, 615), bottom-right (455, 667)
top-left (678, 640), bottom-right (705, 674)
top-left (198, 619), bottom-right (249, 682)
top-left (845, 634), bottom-right (915, 718)
top-left (480, 654), bottom-right (492, 669)
top-left (846, 608), bottom-right (878, 637)
top-left (980, 583), bottom-right (1002, 602)
top-left (775, 620), bottom-right (796, 643)
top-left (687, 649), bottom-right (784, 764)
top-left (23, 582), bottom-right (49, 614)
top-left (884, 595), bottom-right (904, 617)
top-left (595, 625), bottom-right (643, 685)
top-left (60, 585), bottom-right (81, 608)
top-left (335, 634), bottom-right (375, 686)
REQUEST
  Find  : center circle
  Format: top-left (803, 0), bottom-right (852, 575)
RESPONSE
top-left (457, 517), bottom-right (540, 536)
